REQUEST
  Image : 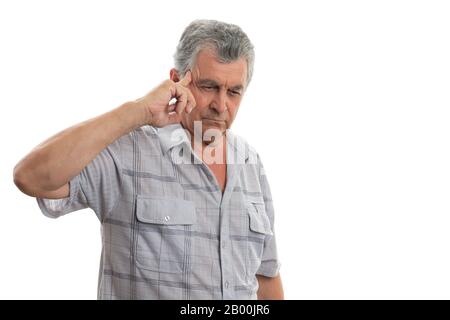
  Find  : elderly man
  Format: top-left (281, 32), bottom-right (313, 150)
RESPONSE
top-left (13, 19), bottom-right (283, 300)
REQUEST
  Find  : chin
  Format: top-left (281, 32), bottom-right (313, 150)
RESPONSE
top-left (202, 125), bottom-right (225, 135)
top-left (200, 118), bottom-right (221, 127)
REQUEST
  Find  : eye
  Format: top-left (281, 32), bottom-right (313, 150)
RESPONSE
top-left (201, 86), bottom-right (215, 91)
top-left (228, 90), bottom-right (241, 96)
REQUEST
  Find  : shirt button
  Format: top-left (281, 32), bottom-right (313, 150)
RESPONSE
top-left (164, 215), bottom-right (170, 222)
top-left (225, 281), bottom-right (229, 289)
top-left (222, 242), bottom-right (226, 249)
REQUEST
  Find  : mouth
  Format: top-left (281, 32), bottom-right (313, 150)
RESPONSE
top-left (203, 118), bottom-right (225, 123)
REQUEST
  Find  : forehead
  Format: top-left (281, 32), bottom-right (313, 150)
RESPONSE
top-left (193, 48), bottom-right (247, 87)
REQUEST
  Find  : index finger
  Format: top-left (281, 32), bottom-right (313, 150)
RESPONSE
top-left (178, 70), bottom-right (192, 87)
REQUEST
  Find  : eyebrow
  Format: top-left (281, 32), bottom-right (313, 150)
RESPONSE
top-left (196, 79), bottom-right (244, 91)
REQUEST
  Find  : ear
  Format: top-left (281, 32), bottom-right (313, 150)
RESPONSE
top-left (170, 68), bottom-right (180, 82)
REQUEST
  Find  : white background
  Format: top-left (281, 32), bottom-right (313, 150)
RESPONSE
top-left (1, 0), bottom-right (449, 299)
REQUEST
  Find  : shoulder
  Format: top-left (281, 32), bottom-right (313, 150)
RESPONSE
top-left (114, 125), bottom-right (158, 144)
top-left (111, 125), bottom-right (161, 154)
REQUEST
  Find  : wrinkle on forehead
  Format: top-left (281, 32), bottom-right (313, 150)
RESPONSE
top-left (191, 49), bottom-right (247, 89)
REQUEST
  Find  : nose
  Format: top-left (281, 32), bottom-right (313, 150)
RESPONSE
top-left (210, 90), bottom-right (228, 114)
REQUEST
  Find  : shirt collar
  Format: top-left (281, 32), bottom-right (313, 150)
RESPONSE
top-left (156, 123), bottom-right (191, 155)
top-left (156, 123), bottom-right (250, 163)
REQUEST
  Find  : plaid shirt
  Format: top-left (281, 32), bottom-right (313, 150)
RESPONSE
top-left (37, 124), bottom-right (280, 299)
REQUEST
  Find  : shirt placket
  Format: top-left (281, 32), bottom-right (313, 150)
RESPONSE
top-left (199, 164), bottom-right (233, 299)
top-left (177, 131), bottom-right (245, 299)
top-left (219, 162), bottom-right (244, 299)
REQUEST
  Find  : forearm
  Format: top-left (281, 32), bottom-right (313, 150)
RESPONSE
top-left (13, 101), bottom-right (148, 195)
top-left (256, 274), bottom-right (284, 300)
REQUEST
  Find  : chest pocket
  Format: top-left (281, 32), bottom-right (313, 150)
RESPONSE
top-left (246, 201), bottom-right (273, 280)
top-left (248, 202), bottom-right (273, 236)
top-left (135, 196), bottom-right (196, 273)
top-left (247, 202), bottom-right (273, 235)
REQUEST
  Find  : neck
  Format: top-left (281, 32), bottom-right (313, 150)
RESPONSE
top-left (190, 133), bottom-right (227, 165)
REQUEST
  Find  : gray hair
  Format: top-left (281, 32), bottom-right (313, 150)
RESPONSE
top-left (174, 19), bottom-right (255, 86)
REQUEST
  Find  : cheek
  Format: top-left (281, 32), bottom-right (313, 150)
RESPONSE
top-left (185, 97), bottom-right (206, 122)
top-left (191, 90), bottom-right (208, 107)
top-left (190, 94), bottom-right (210, 115)
top-left (228, 103), bottom-right (240, 118)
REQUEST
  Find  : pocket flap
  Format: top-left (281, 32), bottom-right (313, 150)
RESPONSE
top-left (248, 202), bottom-right (273, 235)
top-left (136, 196), bottom-right (196, 225)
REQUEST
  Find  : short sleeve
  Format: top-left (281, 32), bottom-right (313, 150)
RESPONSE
top-left (36, 139), bottom-right (123, 221)
top-left (256, 155), bottom-right (281, 277)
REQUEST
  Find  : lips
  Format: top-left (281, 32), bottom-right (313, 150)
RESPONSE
top-left (203, 118), bottom-right (225, 122)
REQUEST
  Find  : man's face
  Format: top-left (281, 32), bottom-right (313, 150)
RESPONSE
top-left (171, 48), bottom-right (247, 143)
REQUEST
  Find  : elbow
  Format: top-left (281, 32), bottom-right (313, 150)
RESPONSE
top-left (14, 147), bottom-right (58, 197)
top-left (13, 164), bottom-right (31, 195)
top-left (13, 161), bottom-right (61, 198)
top-left (13, 163), bottom-right (39, 197)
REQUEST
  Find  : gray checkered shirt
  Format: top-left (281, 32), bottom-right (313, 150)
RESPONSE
top-left (37, 124), bottom-right (280, 299)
